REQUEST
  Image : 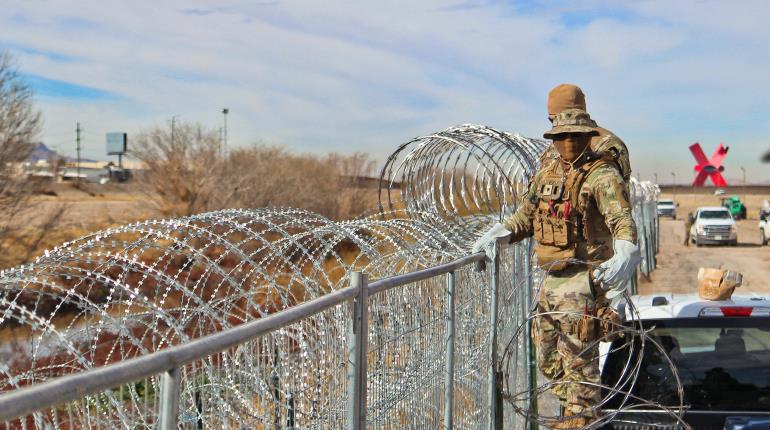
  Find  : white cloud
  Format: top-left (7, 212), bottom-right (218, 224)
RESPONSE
top-left (2, 0), bottom-right (770, 181)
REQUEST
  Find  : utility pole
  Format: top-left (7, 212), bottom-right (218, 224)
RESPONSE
top-left (654, 173), bottom-right (658, 184)
top-left (671, 172), bottom-right (676, 186)
top-left (741, 166), bottom-right (746, 186)
top-left (171, 116), bottom-right (176, 146)
top-left (222, 108), bottom-right (229, 158)
top-left (76, 122), bottom-right (81, 184)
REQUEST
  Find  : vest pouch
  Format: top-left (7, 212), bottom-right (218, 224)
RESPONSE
top-left (597, 306), bottom-right (623, 342)
top-left (577, 314), bottom-right (597, 342)
top-left (534, 244), bottom-right (576, 271)
top-left (533, 210), bottom-right (570, 246)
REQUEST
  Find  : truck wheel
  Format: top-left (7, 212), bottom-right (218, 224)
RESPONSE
top-left (696, 238), bottom-right (702, 247)
top-left (762, 229), bottom-right (767, 246)
top-left (730, 239), bottom-right (738, 246)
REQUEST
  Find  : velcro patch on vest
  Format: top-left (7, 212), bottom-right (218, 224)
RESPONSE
top-left (538, 181), bottom-right (564, 200)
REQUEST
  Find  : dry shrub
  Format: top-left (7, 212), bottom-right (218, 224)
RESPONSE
top-left (217, 146), bottom-right (377, 219)
top-left (132, 118), bottom-right (378, 220)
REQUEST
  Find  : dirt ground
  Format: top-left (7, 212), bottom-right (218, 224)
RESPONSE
top-left (0, 183), bottom-right (157, 269)
top-left (17, 182), bottom-right (157, 229)
top-left (639, 218), bottom-right (770, 295)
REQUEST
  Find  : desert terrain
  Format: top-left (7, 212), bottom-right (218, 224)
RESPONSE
top-left (640, 190), bottom-right (770, 296)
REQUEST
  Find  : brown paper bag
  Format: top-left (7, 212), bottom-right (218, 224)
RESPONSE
top-left (698, 268), bottom-right (743, 300)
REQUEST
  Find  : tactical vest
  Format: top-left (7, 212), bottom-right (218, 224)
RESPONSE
top-left (532, 153), bottom-right (615, 271)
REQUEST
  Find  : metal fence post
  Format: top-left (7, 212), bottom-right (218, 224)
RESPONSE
top-left (524, 239), bottom-right (539, 430)
top-left (158, 367), bottom-right (180, 430)
top-left (444, 270), bottom-right (456, 430)
top-left (347, 271), bottom-right (369, 430)
top-left (487, 245), bottom-right (500, 430)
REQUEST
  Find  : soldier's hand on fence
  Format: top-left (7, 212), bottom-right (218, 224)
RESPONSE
top-left (593, 239), bottom-right (641, 299)
top-left (472, 223), bottom-right (511, 264)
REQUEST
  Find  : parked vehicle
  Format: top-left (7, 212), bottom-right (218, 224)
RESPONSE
top-left (690, 206), bottom-right (738, 246)
top-left (761, 211), bottom-right (769, 246)
top-left (721, 195), bottom-right (747, 220)
top-left (656, 199), bottom-right (677, 219)
top-left (600, 294), bottom-right (770, 428)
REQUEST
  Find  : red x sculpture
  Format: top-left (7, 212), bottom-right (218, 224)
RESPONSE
top-left (690, 142), bottom-right (729, 187)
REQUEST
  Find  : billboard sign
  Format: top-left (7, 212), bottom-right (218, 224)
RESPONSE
top-left (106, 132), bottom-right (127, 155)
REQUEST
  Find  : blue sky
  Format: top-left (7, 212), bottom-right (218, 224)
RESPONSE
top-left (2, 0), bottom-right (770, 183)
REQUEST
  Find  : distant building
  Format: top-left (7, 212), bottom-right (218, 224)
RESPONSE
top-left (22, 142), bottom-right (146, 183)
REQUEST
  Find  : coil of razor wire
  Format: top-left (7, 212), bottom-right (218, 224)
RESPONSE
top-left (0, 207), bottom-right (476, 428)
top-left (378, 124), bottom-right (549, 235)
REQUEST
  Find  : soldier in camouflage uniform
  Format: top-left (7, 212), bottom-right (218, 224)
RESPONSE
top-left (474, 108), bottom-right (639, 428)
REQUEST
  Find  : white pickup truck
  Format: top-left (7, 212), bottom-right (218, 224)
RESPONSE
top-left (689, 206), bottom-right (738, 246)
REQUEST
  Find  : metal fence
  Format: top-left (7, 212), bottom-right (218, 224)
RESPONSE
top-left (0, 237), bottom-right (531, 429)
top-left (630, 179), bottom-right (661, 292)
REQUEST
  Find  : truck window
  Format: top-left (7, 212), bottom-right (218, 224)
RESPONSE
top-left (601, 319), bottom-right (770, 411)
top-left (699, 210), bottom-right (731, 219)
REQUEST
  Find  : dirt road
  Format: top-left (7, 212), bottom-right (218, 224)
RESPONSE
top-left (639, 218), bottom-right (770, 295)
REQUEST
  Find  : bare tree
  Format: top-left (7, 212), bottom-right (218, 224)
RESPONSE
top-left (131, 120), bottom-right (223, 216)
top-left (0, 51), bottom-right (43, 252)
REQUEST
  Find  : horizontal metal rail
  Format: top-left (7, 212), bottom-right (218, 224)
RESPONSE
top-left (0, 247), bottom-right (497, 422)
top-left (368, 252), bottom-right (486, 295)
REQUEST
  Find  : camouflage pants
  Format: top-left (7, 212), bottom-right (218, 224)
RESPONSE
top-left (533, 267), bottom-right (601, 416)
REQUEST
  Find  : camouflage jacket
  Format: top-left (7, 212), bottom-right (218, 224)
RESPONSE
top-left (504, 149), bottom-right (637, 267)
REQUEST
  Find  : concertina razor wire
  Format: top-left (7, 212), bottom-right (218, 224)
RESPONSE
top-left (0, 124), bottom-right (667, 429)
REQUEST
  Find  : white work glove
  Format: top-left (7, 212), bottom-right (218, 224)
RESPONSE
top-left (593, 239), bottom-right (641, 299)
top-left (472, 223), bottom-right (511, 262)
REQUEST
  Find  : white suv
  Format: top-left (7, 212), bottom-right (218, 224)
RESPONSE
top-left (656, 199), bottom-right (677, 219)
top-left (600, 294), bottom-right (770, 428)
top-left (690, 206), bottom-right (738, 246)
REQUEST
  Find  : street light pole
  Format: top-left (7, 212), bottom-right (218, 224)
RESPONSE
top-left (671, 172), bottom-right (676, 186)
top-left (171, 116), bottom-right (177, 146)
top-left (222, 108), bottom-right (229, 158)
top-left (654, 173), bottom-right (658, 184)
top-left (741, 166), bottom-right (746, 186)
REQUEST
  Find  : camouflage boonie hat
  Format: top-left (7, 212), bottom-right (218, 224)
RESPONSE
top-left (543, 108), bottom-right (599, 139)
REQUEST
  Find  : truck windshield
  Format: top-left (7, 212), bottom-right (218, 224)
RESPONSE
top-left (601, 319), bottom-right (770, 411)
top-left (699, 210), bottom-right (731, 219)
top-left (658, 200), bottom-right (674, 205)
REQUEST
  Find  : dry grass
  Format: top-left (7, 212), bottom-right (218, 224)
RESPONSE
top-left (216, 146), bottom-right (378, 220)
